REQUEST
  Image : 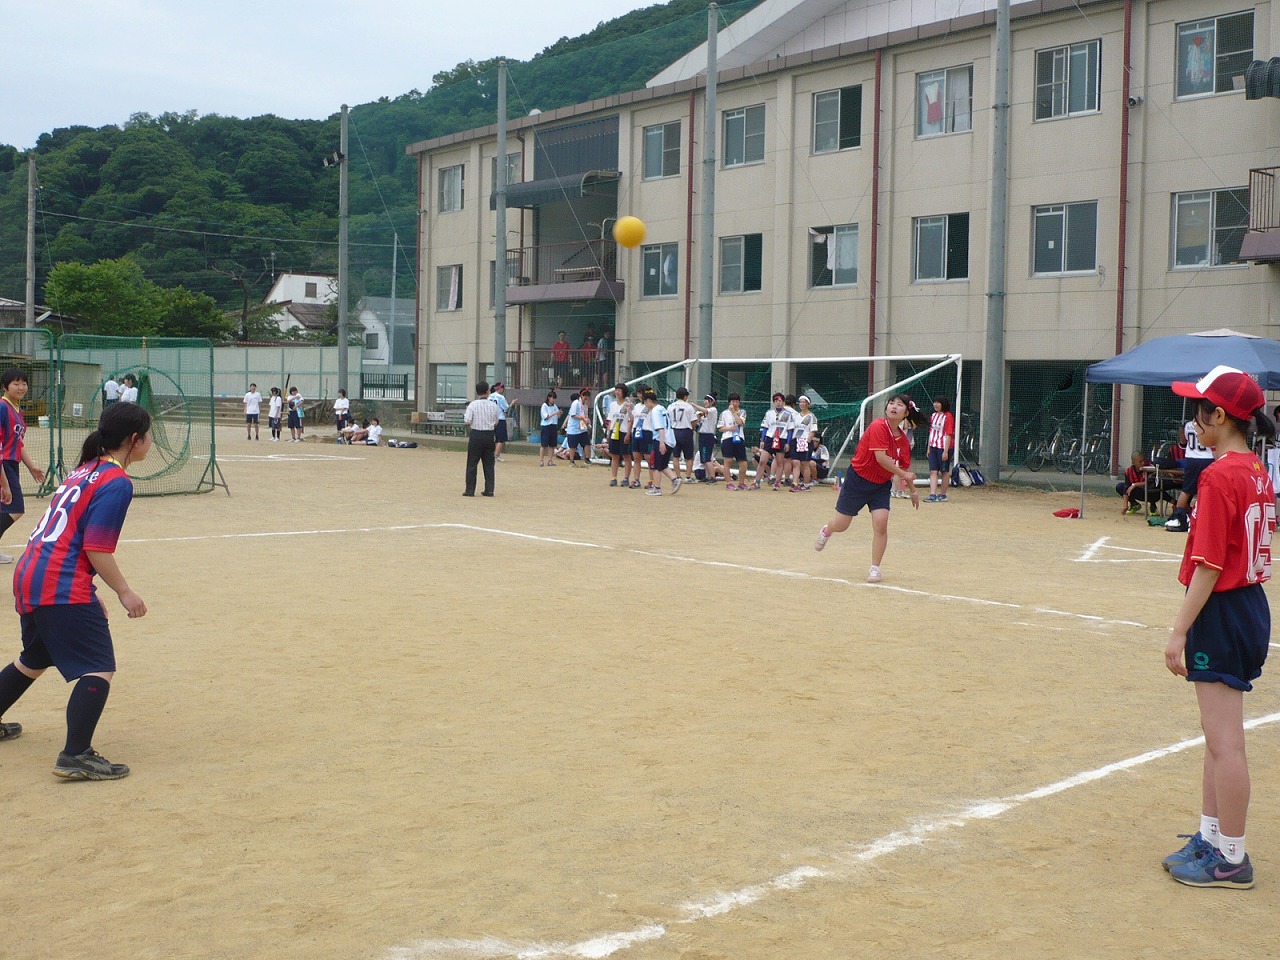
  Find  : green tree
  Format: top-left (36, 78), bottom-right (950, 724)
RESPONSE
top-left (45, 258), bottom-right (161, 336)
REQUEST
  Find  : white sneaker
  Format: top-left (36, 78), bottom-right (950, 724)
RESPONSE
top-left (867, 565), bottom-right (882, 583)
top-left (497, 456), bottom-right (505, 462)
top-left (645, 487), bottom-right (663, 496)
top-left (0, 552), bottom-right (12, 564)
top-left (814, 526), bottom-right (830, 552)
top-left (670, 477), bottom-right (682, 495)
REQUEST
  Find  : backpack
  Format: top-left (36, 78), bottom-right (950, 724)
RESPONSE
top-left (952, 463), bottom-right (973, 487)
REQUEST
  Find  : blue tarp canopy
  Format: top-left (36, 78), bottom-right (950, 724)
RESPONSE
top-left (1086, 329), bottom-right (1280, 388)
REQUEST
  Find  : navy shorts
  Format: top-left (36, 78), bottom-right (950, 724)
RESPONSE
top-left (2, 460), bottom-right (23, 514)
top-left (269, 417), bottom-right (281, 431)
top-left (246, 413), bottom-right (260, 424)
top-left (928, 446), bottom-right (951, 472)
top-left (608, 436), bottom-right (631, 456)
top-left (632, 432), bottom-right (652, 456)
top-left (674, 429), bottom-right (695, 460)
top-left (540, 424), bottom-right (559, 448)
top-left (1185, 584), bottom-right (1270, 691)
top-left (567, 432), bottom-right (590, 454)
top-left (698, 433), bottom-right (717, 461)
top-left (793, 448), bottom-right (811, 462)
top-left (287, 411), bottom-right (302, 429)
top-left (722, 437), bottom-right (747, 462)
top-left (1182, 457), bottom-right (1212, 495)
top-left (815, 464), bottom-right (830, 480)
top-left (495, 421), bottom-right (509, 444)
top-left (652, 448), bottom-right (672, 471)
top-left (19, 602), bottom-right (116, 681)
top-left (834, 468), bottom-right (892, 517)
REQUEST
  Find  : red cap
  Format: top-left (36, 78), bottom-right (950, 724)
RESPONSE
top-left (1172, 365), bottom-right (1265, 420)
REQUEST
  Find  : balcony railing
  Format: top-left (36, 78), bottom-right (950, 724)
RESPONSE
top-left (505, 348), bottom-right (618, 391)
top-left (1240, 166), bottom-right (1280, 262)
top-left (504, 238), bottom-right (619, 286)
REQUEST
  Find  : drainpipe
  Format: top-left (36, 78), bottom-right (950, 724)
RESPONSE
top-left (414, 153), bottom-right (423, 405)
top-left (868, 48), bottom-right (883, 392)
top-left (516, 131), bottom-right (527, 382)
top-left (685, 91), bottom-right (697, 358)
top-left (1111, 0), bottom-right (1134, 474)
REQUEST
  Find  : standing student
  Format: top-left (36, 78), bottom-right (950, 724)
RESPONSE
top-left (642, 391), bottom-right (681, 496)
top-left (287, 386), bottom-right (304, 442)
top-left (539, 390), bottom-right (561, 467)
top-left (926, 396), bottom-right (955, 502)
top-left (551, 331), bottom-right (571, 386)
top-left (0, 370), bottom-right (47, 564)
top-left (814, 394), bottom-right (925, 583)
top-left (491, 382), bottom-right (510, 461)
top-left (0, 402), bottom-right (151, 779)
top-left (267, 387), bottom-right (284, 441)
top-left (668, 387), bottom-right (698, 482)
top-left (1161, 366), bottom-right (1276, 889)
top-left (1167, 412), bottom-right (1216, 532)
top-left (243, 383), bottom-right (262, 440)
top-left (333, 389), bottom-right (350, 439)
top-left (789, 395), bottom-right (818, 491)
top-left (755, 393), bottom-right (791, 490)
top-left (695, 393), bottom-right (719, 481)
top-left (462, 382), bottom-right (499, 497)
top-left (627, 384), bottom-right (652, 489)
top-left (566, 387), bottom-right (593, 466)
top-left (604, 383), bottom-right (632, 487)
top-left (102, 375), bottom-right (120, 408)
top-left (718, 394), bottom-right (749, 490)
top-left (119, 374), bottom-right (138, 405)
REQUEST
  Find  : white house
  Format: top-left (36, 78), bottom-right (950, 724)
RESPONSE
top-left (264, 272), bottom-right (339, 336)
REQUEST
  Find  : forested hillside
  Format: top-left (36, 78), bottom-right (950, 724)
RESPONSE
top-left (0, 0), bottom-right (761, 338)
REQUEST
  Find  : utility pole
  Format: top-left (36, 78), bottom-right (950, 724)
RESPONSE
top-left (696, 3), bottom-right (718, 398)
top-left (390, 232), bottom-right (398, 368)
top-left (338, 104), bottom-right (350, 395)
top-left (980, 0), bottom-right (1010, 480)
top-left (25, 156), bottom-right (36, 328)
top-left (495, 61), bottom-right (508, 388)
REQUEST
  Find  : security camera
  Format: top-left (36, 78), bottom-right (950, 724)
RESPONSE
top-left (1126, 94), bottom-right (1144, 108)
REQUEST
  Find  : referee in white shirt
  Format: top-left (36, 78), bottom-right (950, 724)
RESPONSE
top-left (463, 381), bottom-right (501, 497)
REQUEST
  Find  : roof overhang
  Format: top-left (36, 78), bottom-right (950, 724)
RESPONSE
top-left (490, 170), bottom-right (620, 210)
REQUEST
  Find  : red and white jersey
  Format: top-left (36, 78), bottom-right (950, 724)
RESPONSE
top-left (1179, 451), bottom-right (1276, 591)
top-left (852, 418), bottom-right (911, 485)
top-left (0, 397), bottom-right (26, 462)
top-left (927, 411), bottom-right (955, 450)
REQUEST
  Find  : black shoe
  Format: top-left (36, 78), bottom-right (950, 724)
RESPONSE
top-left (462, 492), bottom-right (475, 497)
top-left (54, 748), bottom-right (130, 781)
top-left (481, 492), bottom-right (494, 497)
top-left (0, 721), bottom-right (21, 741)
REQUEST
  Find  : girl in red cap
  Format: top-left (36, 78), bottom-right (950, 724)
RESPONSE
top-left (1162, 365), bottom-right (1276, 888)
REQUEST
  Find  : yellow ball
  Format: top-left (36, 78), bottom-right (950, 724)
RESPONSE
top-left (612, 216), bottom-right (646, 248)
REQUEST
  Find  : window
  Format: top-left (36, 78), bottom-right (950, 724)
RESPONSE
top-left (913, 213), bottom-right (970, 281)
top-left (436, 264), bottom-right (463, 310)
top-left (917, 65), bottom-right (972, 136)
top-left (304, 282), bottom-right (317, 298)
top-left (489, 153), bottom-right (521, 190)
top-left (643, 121), bottom-right (681, 178)
top-left (813, 86), bottom-right (862, 153)
top-left (809, 224), bottom-right (859, 287)
top-left (720, 234), bottom-right (763, 293)
top-left (641, 242), bottom-right (679, 297)
top-left (723, 105), bottom-right (765, 167)
top-left (1035, 40), bottom-right (1100, 119)
top-left (438, 164), bottom-right (464, 212)
top-left (1172, 188), bottom-right (1248, 267)
top-left (1033, 202), bottom-right (1098, 274)
top-left (1176, 12), bottom-right (1253, 98)
top-left (365, 331), bottom-right (379, 351)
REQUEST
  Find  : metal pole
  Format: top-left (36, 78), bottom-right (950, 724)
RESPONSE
top-left (390, 232), bottom-right (398, 371)
top-left (496, 61), bottom-right (508, 388)
top-left (980, 0), bottom-right (1010, 480)
top-left (338, 104), bottom-right (350, 395)
top-left (25, 157), bottom-right (36, 328)
top-left (696, 4), bottom-right (718, 398)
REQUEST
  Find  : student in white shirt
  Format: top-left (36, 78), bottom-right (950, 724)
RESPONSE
top-left (102, 376), bottom-right (121, 407)
top-left (604, 383), bottom-right (632, 488)
top-left (364, 419), bottom-right (382, 445)
top-left (788, 395), bottom-right (817, 490)
top-left (642, 391), bottom-right (681, 496)
top-left (243, 383), bottom-right (262, 440)
top-left (539, 390), bottom-right (561, 467)
top-left (119, 374), bottom-right (139, 404)
top-left (333, 389), bottom-right (351, 440)
top-left (267, 387), bottom-right (284, 441)
top-left (718, 393), bottom-right (749, 490)
top-left (694, 393), bottom-right (719, 482)
top-left (668, 387), bottom-right (698, 482)
top-left (627, 384), bottom-right (651, 489)
top-left (566, 387), bottom-right (592, 467)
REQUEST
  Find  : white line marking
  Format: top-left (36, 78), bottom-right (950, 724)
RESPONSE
top-left (1075, 536), bottom-right (1180, 564)
top-left (219, 453), bottom-right (361, 462)
top-left (384, 713), bottom-right (1280, 960)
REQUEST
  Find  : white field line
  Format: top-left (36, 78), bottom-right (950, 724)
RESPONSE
top-left (1076, 536), bottom-right (1181, 564)
top-left (384, 713), bottom-right (1280, 960)
top-left (218, 453), bottom-right (361, 462)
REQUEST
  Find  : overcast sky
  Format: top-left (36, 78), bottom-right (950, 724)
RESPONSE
top-left (0, 0), bottom-right (661, 149)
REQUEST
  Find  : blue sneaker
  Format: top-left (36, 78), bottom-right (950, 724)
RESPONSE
top-left (1162, 832), bottom-right (1214, 872)
top-left (1169, 848), bottom-right (1254, 889)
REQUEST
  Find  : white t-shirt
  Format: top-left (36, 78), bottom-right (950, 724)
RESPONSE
top-left (1184, 419), bottom-right (1214, 460)
top-left (698, 405), bottom-right (719, 435)
top-left (719, 408), bottom-right (744, 440)
top-left (120, 385), bottom-right (138, 403)
top-left (334, 396), bottom-right (350, 417)
top-left (669, 400), bottom-right (696, 430)
top-left (103, 379), bottom-right (120, 401)
top-left (567, 397), bottom-right (589, 436)
top-left (541, 402), bottom-right (560, 427)
top-left (244, 391), bottom-right (262, 415)
top-left (366, 424), bottom-right (382, 444)
top-left (268, 395), bottom-right (283, 419)
top-left (647, 403), bottom-right (675, 447)
top-left (606, 398), bottom-right (628, 440)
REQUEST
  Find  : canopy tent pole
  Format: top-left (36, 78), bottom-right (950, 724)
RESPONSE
top-left (1079, 377), bottom-right (1089, 517)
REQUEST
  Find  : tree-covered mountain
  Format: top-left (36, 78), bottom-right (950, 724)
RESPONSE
top-left (0, 0), bottom-right (761, 338)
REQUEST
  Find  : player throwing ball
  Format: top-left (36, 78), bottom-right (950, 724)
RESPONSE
top-left (1161, 366), bottom-right (1276, 888)
top-left (814, 394), bottom-right (925, 582)
top-left (0, 403), bottom-right (151, 780)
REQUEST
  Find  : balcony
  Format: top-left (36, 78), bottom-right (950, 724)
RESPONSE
top-left (503, 239), bottom-right (624, 305)
top-left (504, 348), bottom-right (618, 393)
top-left (1239, 166), bottom-right (1280, 262)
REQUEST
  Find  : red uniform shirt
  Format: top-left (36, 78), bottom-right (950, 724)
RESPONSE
top-left (927, 411), bottom-right (954, 450)
top-left (13, 458), bottom-right (134, 614)
top-left (1179, 451), bottom-right (1276, 591)
top-left (852, 417), bottom-right (911, 485)
top-left (0, 396), bottom-right (27, 461)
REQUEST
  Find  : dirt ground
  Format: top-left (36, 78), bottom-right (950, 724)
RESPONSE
top-left (2, 427), bottom-right (1277, 960)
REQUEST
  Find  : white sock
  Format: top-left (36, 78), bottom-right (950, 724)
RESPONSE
top-left (1201, 815), bottom-right (1221, 844)
top-left (1219, 833), bottom-right (1246, 864)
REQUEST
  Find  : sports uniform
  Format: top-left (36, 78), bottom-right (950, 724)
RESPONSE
top-left (0, 395), bottom-right (30, 517)
top-left (697, 397), bottom-right (719, 466)
top-left (836, 416), bottom-right (912, 517)
top-left (669, 398), bottom-right (697, 466)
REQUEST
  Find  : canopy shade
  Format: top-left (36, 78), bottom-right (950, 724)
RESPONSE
top-left (1085, 329), bottom-right (1280, 389)
top-left (490, 170), bottom-right (620, 210)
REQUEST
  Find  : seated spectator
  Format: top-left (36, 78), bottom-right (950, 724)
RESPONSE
top-left (363, 418), bottom-right (383, 445)
top-left (341, 419), bottom-right (366, 444)
top-left (1117, 452), bottom-right (1162, 513)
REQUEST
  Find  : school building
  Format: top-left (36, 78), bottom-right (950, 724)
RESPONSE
top-left (406, 0), bottom-right (1280, 466)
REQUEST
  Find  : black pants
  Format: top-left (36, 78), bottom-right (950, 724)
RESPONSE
top-left (465, 429), bottom-right (496, 495)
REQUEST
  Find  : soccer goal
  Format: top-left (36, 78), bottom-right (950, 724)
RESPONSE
top-left (593, 354), bottom-right (965, 481)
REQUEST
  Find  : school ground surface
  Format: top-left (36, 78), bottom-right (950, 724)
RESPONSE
top-left (3, 426), bottom-right (1277, 960)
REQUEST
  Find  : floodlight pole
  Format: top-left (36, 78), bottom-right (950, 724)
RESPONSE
top-left (696, 4), bottom-right (718, 398)
top-left (980, 0), bottom-right (1010, 480)
top-left (338, 104), bottom-right (350, 396)
top-left (25, 157), bottom-right (36, 328)
top-left (495, 60), bottom-right (508, 388)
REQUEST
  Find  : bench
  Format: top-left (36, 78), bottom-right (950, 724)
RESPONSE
top-left (411, 409), bottom-right (468, 437)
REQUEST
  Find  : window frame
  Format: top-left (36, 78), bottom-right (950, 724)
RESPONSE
top-left (642, 121), bottom-right (681, 179)
top-left (435, 264), bottom-right (464, 311)
top-left (723, 104), bottom-right (766, 168)
top-left (641, 242), bottom-right (680, 298)
top-left (1170, 187), bottom-right (1249, 269)
top-left (489, 152), bottom-right (521, 191)
top-left (438, 164), bottom-right (464, 213)
top-left (916, 65), bottom-right (974, 138)
top-left (1175, 11), bottom-right (1254, 99)
top-left (809, 224), bottom-right (860, 288)
top-left (1032, 201), bottom-right (1099, 276)
top-left (719, 234), bottom-right (764, 294)
top-left (912, 213), bottom-right (970, 282)
top-left (813, 85), bottom-right (863, 154)
top-left (1034, 39), bottom-right (1101, 120)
